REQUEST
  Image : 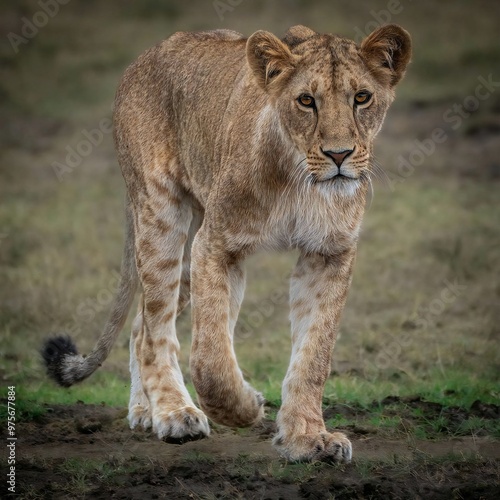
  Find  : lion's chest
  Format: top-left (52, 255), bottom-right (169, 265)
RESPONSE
top-left (261, 192), bottom-right (362, 255)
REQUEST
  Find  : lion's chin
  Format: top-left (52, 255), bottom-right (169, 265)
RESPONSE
top-left (315, 175), bottom-right (362, 197)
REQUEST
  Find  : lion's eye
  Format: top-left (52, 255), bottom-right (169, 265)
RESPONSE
top-left (354, 91), bottom-right (372, 105)
top-left (298, 94), bottom-right (315, 108)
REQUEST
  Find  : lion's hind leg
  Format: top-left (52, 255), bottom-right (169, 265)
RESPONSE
top-left (133, 178), bottom-right (209, 442)
top-left (128, 209), bottom-right (203, 432)
top-left (128, 301), bottom-right (152, 430)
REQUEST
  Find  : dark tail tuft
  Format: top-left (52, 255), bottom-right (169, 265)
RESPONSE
top-left (41, 335), bottom-right (79, 387)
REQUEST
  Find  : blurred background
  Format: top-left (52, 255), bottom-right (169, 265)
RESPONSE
top-left (1, 0), bottom-right (499, 410)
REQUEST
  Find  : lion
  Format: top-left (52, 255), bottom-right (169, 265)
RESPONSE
top-left (42, 24), bottom-right (411, 462)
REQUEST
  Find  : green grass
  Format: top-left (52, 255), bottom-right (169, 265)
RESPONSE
top-left (456, 417), bottom-right (500, 439)
top-left (326, 415), bottom-right (351, 429)
top-left (0, 396), bottom-right (45, 423)
top-left (181, 450), bottom-right (217, 465)
top-left (2, 367), bottom-right (130, 422)
top-left (322, 370), bottom-right (500, 408)
top-left (10, 365), bottom-right (499, 445)
top-left (19, 371), bottom-right (130, 408)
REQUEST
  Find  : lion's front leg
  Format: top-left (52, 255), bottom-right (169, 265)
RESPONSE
top-left (274, 249), bottom-right (356, 462)
top-left (190, 229), bottom-right (264, 427)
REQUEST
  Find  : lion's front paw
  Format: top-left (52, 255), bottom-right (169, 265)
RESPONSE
top-left (153, 406), bottom-right (210, 443)
top-left (128, 403), bottom-right (152, 430)
top-left (273, 431), bottom-right (352, 463)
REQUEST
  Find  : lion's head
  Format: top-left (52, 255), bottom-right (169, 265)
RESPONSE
top-left (246, 24), bottom-right (411, 194)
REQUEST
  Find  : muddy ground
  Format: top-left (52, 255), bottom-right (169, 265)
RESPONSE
top-left (3, 397), bottom-right (499, 499)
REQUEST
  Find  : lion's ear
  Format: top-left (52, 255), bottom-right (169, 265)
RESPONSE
top-left (361, 24), bottom-right (411, 87)
top-left (282, 25), bottom-right (317, 48)
top-left (246, 30), bottom-right (298, 89)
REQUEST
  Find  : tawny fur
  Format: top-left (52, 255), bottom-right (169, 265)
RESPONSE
top-left (43, 24), bottom-right (411, 462)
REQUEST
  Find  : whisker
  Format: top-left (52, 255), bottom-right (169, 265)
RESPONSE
top-left (281, 156), bottom-right (308, 204)
top-left (367, 157), bottom-right (391, 190)
top-left (365, 172), bottom-right (374, 210)
top-left (301, 172), bottom-right (312, 200)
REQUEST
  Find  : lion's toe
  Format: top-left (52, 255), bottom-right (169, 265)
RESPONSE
top-left (153, 406), bottom-right (210, 443)
top-left (273, 431), bottom-right (352, 463)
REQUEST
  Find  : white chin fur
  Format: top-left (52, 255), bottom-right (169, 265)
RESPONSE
top-left (316, 177), bottom-right (361, 198)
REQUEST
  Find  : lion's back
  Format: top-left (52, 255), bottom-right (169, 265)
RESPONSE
top-left (116, 29), bottom-right (247, 113)
top-left (113, 29), bottom-right (248, 197)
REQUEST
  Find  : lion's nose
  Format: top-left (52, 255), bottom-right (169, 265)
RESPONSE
top-left (323, 148), bottom-right (354, 167)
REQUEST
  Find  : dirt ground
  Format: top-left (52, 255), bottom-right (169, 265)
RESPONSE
top-left (4, 397), bottom-right (499, 499)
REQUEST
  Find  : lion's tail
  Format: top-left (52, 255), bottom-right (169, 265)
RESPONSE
top-left (42, 198), bottom-right (138, 387)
